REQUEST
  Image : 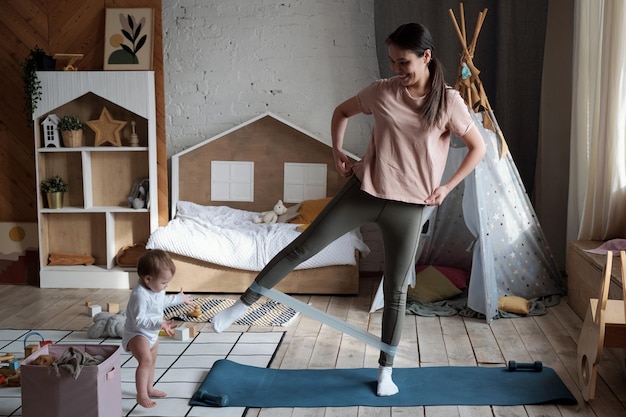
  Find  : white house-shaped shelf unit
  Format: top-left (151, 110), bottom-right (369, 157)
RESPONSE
top-left (33, 71), bottom-right (157, 289)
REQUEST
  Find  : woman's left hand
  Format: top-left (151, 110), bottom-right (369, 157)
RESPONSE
top-left (424, 185), bottom-right (450, 206)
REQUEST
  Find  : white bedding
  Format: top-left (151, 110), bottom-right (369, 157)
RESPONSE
top-left (147, 201), bottom-right (369, 271)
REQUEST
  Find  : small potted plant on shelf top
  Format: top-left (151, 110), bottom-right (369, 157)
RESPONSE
top-left (58, 115), bottom-right (85, 147)
top-left (41, 175), bottom-right (69, 209)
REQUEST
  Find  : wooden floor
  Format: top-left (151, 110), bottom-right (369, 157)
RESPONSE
top-left (1, 276), bottom-right (625, 417)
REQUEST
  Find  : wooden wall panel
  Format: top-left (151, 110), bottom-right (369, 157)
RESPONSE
top-left (0, 0), bottom-right (167, 225)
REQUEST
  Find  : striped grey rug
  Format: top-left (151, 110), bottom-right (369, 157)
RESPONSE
top-left (164, 297), bottom-right (299, 327)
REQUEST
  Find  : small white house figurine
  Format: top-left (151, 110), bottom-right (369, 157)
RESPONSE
top-left (41, 114), bottom-right (61, 148)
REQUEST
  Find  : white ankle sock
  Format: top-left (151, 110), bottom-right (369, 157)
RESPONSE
top-left (211, 299), bottom-right (249, 333)
top-left (377, 366), bottom-right (399, 396)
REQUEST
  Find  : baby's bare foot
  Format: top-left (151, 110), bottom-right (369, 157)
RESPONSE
top-left (137, 393), bottom-right (157, 408)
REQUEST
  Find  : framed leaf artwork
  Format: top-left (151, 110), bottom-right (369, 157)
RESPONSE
top-left (104, 8), bottom-right (154, 70)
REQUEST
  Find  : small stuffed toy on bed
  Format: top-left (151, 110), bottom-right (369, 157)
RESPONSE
top-left (253, 200), bottom-right (288, 224)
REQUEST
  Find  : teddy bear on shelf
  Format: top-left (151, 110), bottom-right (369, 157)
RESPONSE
top-left (87, 310), bottom-right (126, 339)
top-left (253, 200), bottom-right (288, 224)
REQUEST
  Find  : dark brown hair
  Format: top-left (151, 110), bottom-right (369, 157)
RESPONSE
top-left (385, 23), bottom-right (448, 128)
top-left (137, 249), bottom-right (176, 279)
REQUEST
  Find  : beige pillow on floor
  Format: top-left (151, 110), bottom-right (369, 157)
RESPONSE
top-left (498, 295), bottom-right (530, 315)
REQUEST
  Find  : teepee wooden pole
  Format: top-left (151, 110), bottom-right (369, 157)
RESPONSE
top-left (469, 8), bottom-right (487, 55)
top-left (460, 2), bottom-right (467, 47)
top-left (448, 9), bottom-right (468, 52)
top-left (449, 3), bottom-right (509, 159)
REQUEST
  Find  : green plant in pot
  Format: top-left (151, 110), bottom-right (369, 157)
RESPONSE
top-left (21, 46), bottom-right (56, 126)
top-left (58, 115), bottom-right (85, 147)
top-left (41, 175), bottom-right (69, 209)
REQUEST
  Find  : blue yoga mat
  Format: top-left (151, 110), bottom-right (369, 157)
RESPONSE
top-left (190, 359), bottom-right (577, 408)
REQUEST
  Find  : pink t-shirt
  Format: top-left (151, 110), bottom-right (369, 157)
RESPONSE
top-left (352, 77), bottom-right (475, 204)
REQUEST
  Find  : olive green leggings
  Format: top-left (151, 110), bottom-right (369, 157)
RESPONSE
top-left (241, 175), bottom-right (425, 366)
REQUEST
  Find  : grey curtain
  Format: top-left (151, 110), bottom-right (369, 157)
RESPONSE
top-left (374, 0), bottom-right (548, 197)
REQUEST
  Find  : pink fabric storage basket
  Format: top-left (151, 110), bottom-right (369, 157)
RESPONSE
top-left (20, 344), bottom-right (121, 417)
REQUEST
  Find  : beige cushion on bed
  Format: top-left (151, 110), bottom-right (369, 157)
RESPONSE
top-left (289, 197), bottom-right (332, 225)
top-left (277, 203), bottom-right (302, 223)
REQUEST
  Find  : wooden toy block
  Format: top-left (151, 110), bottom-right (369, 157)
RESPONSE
top-left (0, 353), bottom-right (15, 363)
top-left (107, 302), bottom-right (120, 314)
top-left (174, 327), bottom-right (190, 341)
top-left (24, 344), bottom-right (39, 358)
top-left (158, 330), bottom-right (169, 337)
top-left (88, 304), bottom-right (102, 316)
top-left (183, 323), bottom-right (198, 337)
top-left (6, 373), bottom-right (20, 387)
top-left (0, 375), bottom-right (6, 385)
top-left (8, 360), bottom-right (19, 371)
top-left (85, 301), bottom-right (93, 306)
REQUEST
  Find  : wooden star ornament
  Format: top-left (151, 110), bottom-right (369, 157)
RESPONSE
top-left (86, 107), bottom-right (127, 147)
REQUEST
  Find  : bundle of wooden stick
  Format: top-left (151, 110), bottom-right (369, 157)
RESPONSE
top-left (449, 3), bottom-right (508, 158)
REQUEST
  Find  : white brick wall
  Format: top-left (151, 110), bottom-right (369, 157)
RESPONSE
top-left (162, 0), bottom-right (377, 157)
top-left (162, 0), bottom-right (383, 271)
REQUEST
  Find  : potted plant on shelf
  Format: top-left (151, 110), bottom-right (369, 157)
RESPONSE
top-left (58, 115), bottom-right (85, 147)
top-left (20, 46), bottom-right (56, 126)
top-left (41, 175), bottom-right (69, 209)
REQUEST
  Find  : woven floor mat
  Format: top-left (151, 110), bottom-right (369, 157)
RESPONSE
top-left (164, 297), bottom-right (299, 327)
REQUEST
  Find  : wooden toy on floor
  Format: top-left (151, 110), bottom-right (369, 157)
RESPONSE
top-left (188, 304), bottom-right (202, 318)
top-left (0, 353), bottom-right (15, 363)
top-left (182, 322), bottom-right (198, 337)
top-left (0, 367), bottom-right (20, 387)
top-left (107, 302), bottom-right (120, 314)
top-left (577, 250), bottom-right (626, 401)
top-left (24, 345), bottom-right (38, 358)
top-left (23, 331), bottom-right (53, 358)
top-left (174, 326), bottom-right (190, 341)
top-left (88, 304), bottom-right (102, 316)
top-left (6, 373), bottom-right (20, 387)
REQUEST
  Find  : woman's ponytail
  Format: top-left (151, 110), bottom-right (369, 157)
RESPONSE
top-left (422, 56), bottom-right (448, 128)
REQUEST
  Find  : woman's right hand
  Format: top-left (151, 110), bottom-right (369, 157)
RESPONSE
top-left (333, 148), bottom-right (353, 177)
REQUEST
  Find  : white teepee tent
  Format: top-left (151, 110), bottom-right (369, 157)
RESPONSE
top-left (371, 6), bottom-right (565, 322)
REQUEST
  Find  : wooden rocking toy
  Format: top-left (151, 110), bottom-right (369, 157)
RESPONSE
top-left (577, 250), bottom-right (626, 401)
